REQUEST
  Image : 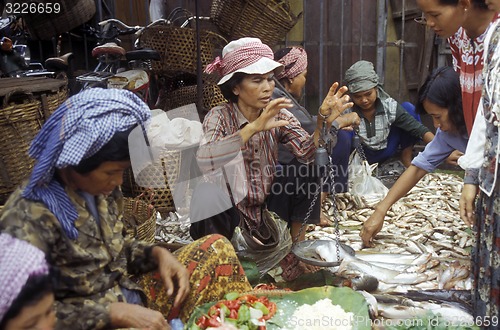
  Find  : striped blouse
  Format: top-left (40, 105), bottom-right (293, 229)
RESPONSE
top-left (197, 102), bottom-right (317, 224)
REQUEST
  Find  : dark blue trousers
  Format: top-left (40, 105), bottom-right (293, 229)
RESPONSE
top-left (324, 102), bottom-right (420, 193)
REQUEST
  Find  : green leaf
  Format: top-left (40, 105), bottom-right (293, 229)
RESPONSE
top-left (265, 286), bottom-right (370, 330)
top-left (237, 304), bottom-right (251, 323)
top-left (224, 292), bottom-right (240, 301)
top-left (186, 286), bottom-right (371, 330)
top-left (252, 301), bottom-right (269, 315)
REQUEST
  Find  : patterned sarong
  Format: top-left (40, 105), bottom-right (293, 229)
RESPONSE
top-left (137, 234), bottom-right (252, 322)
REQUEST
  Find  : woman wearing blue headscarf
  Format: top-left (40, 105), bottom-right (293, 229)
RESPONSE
top-left (0, 88), bottom-right (251, 329)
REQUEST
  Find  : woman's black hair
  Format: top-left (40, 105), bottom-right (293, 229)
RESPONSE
top-left (437, 0), bottom-right (488, 10)
top-left (72, 125), bottom-right (137, 174)
top-left (416, 66), bottom-right (466, 135)
top-left (219, 72), bottom-right (247, 103)
top-left (0, 274), bottom-right (53, 330)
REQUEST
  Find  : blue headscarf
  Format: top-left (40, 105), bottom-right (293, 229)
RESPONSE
top-left (23, 88), bottom-right (151, 239)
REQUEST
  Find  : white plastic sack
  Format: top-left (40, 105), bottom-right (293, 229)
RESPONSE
top-left (348, 150), bottom-right (389, 205)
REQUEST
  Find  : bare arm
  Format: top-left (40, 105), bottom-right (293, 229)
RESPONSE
top-left (422, 131), bottom-right (435, 144)
top-left (360, 165), bottom-right (427, 247)
top-left (459, 183), bottom-right (479, 227)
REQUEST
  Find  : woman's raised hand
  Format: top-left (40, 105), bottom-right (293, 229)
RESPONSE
top-left (319, 82), bottom-right (354, 124)
top-left (257, 97), bottom-right (292, 131)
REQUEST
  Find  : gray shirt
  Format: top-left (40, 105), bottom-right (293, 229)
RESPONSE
top-left (273, 87), bottom-right (316, 164)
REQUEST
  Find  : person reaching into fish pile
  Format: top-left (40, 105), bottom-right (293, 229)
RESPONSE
top-left (459, 0), bottom-right (500, 323)
top-left (0, 88), bottom-right (252, 329)
top-left (360, 67), bottom-right (467, 247)
top-left (189, 37), bottom-right (353, 281)
top-left (343, 60), bottom-right (434, 168)
top-left (0, 233), bottom-right (55, 330)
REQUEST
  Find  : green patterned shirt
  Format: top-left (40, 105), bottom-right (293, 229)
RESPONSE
top-left (0, 184), bottom-right (158, 330)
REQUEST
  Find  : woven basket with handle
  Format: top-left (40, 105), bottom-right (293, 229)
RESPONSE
top-left (210, 0), bottom-right (301, 47)
top-left (161, 82), bottom-right (226, 113)
top-left (122, 150), bottom-right (182, 218)
top-left (22, 0), bottom-right (96, 40)
top-left (138, 22), bottom-right (226, 75)
top-left (0, 77), bottom-right (68, 204)
top-left (122, 195), bottom-right (157, 244)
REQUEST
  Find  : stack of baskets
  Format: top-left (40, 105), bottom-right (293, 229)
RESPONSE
top-left (122, 11), bottom-right (228, 217)
top-left (137, 15), bottom-right (227, 114)
top-left (0, 77), bottom-right (68, 204)
top-left (210, 0), bottom-right (301, 47)
top-left (155, 73), bottom-right (226, 112)
top-left (139, 23), bottom-right (226, 76)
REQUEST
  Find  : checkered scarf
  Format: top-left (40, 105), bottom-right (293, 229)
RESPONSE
top-left (23, 88), bottom-right (151, 239)
top-left (204, 41), bottom-right (274, 77)
top-left (0, 233), bottom-right (49, 322)
top-left (275, 47), bottom-right (308, 80)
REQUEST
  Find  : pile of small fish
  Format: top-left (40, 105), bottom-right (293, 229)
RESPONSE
top-left (154, 172), bottom-right (477, 324)
top-left (304, 172), bottom-right (477, 324)
top-left (154, 211), bottom-right (193, 244)
top-left (306, 172), bottom-right (473, 292)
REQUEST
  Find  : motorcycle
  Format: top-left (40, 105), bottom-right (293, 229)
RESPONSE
top-left (0, 15), bottom-right (57, 78)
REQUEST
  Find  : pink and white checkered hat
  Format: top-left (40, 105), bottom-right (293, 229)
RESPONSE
top-left (0, 233), bottom-right (49, 322)
top-left (205, 37), bottom-right (284, 85)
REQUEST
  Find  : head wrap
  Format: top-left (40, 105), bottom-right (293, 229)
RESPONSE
top-left (344, 60), bottom-right (391, 100)
top-left (23, 88), bottom-right (151, 239)
top-left (0, 233), bottom-right (49, 322)
top-left (343, 60), bottom-right (379, 93)
top-left (275, 47), bottom-right (308, 80)
top-left (204, 37), bottom-right (283, 85)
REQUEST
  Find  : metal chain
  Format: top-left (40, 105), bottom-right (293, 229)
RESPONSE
top-left (293, 119), bottom-right (329, 243)
top-left (293, 162), bottom-right (342, 264)
top-left (293, 120), bottom-right (344, 264)
top-left (353, 128), bottom-right (368, 162)
top-left (293, 178), bottom-right (320, 243)
top-left (325, 163), bottom-right (341, 263)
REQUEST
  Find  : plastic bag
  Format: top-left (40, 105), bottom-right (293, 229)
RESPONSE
top-left (348, 150), bottom-right (389, 206)
top-left (231, 210), bottom-right (292, 276)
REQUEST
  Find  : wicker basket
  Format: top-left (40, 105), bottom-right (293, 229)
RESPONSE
top-left (210, 0), bottom-right (301, 47)
top-left (22, 0), bottom-right (96, 40)
top-left (138, 22), bottom-right (226, 75)
top-left (122, 197), bottom-right (157, 244)
top-left (162, 83), bottom-right (226, 112)
top-left (0, 78), bottom-right (68, 204)
top-left (122, 150), bottom-right (182, 217)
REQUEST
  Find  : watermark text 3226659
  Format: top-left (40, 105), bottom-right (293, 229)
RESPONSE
top-left (5, 2), bottom-right (61, 14)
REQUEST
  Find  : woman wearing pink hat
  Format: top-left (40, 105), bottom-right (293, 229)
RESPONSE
top-left (0, 233), bottom-right (55, 330)
top-left (189, 37), bottom-right (353, 277)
